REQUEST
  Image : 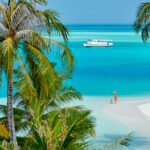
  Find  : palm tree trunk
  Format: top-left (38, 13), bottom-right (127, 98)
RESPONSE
top-left (7, 71), bottom-right (18, 147)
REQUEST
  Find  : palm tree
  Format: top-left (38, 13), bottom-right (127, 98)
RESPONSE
top-left (0, 0), bottom-right (74, 146)
top-left (0, 71), bottom-right (95, 149)
top-left (28, 105), bottom-right (95, 150)
top-left (0, 104), bottom-right (95, 150)
top-left (134, 2), bottom-right (150, 42)
top-left (0, 73), bottom-right (82, 135)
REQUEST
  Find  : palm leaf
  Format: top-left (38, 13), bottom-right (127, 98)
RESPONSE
top-left (110, 132), bottom-right (134, 150)
top-left (22, 43), bottom-right (59, 90)
top-left (1, 38), bottom-right (16, 80)
top-left (37, 9), bottom-right (69, 42)
top-left (49, 86), bottom-right (82, 107)
top-left (0, 124), bottom-right (9, 139)
top-left (16, 48), bottom-right (36, 101)
top-left (45, 38), bottom-right (74, 71)
top-left (134, 2), bottom-right (150, 42)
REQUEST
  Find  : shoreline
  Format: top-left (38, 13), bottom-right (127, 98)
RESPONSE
top-left (99, 97), bottom-right (150, 137)
top-left (2, 96), bottom-right (150, 124)
top-left (72, 96), bottom-right (150, 134)
top-left (1, 96), bottom-right (150, 149)
top-left (73, 96), bottom-right (150, 149)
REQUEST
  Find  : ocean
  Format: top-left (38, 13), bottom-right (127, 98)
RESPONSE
top-left (66, 24), bottom-right (150, 96)
top-left (1, 24), bottom-right (150, 97)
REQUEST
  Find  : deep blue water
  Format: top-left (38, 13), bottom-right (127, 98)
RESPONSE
top-left (67, 24), bottom-right (134, 32)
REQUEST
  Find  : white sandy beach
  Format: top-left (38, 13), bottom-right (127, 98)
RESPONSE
top-left (138, 103), bottom-right (150, 121)
top-left (101, 97), bottom-right (150, 150)
top-left (102, 97), bottom-right (150, 136)
top-left (71, 96), bottom-right (150, 135)
top-left (71, 96), bottom-right (150, 149)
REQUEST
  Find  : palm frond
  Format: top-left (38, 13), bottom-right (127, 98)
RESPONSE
top-left (37, 9), bottom-right (69, 42)
top-left (15, 48), bottom-right (36, 102)
top-left (0, 124), bottom-right (9, 139)
top-left (1, 38), bottom-right (16, 80)
top-left (16, 30), bottom-right (48, 52)
top-left (30, 0), bottom-right (47, 5)
top-left (0, 104), bottom-right (30, 133)
top-left (22, 43), bottom-right (59, 91)
top-left (29, 106), bottom-right (95, 150)
top-left (0, 23), bottom-right (9, 36)
top-left (16, 0), bottom-right (37, 15)
top-left (0, 141), bottom-right (15, 150)
top-left (136, 3), bottom-right (150, 23)
top-left (49, 86), bottom-right (82, 107)
top-left (110, 132), bottom-right (134, 150)
top-left (45, 38), bottom-right (74, 71)
top-left (53, 107), bottom-right (95, 149)
top-left (0, 5), bottom-right (10, 28)
top-left (141, 23), bottom-right (150, 42)
top-left (134, 2), bottom-right (150, 42)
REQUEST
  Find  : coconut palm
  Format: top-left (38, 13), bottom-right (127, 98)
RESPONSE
top-left (0, 70), bottom-right (95, 149)
top-left (0, 0), bottom-right (74, 146)
top-left (0, 73), bottom-right (82, 135)
top-left (134, 2), bottom-right (150, 42)
top-left (0, 104), bottom-right (95, 150)
top-left (28, 105), bottom-right (95, 150)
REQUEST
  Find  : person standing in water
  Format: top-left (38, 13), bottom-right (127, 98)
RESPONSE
top-left (110, 97), bottom-right (113, 104)
top-left (114, 92), bottom-right (117, 104)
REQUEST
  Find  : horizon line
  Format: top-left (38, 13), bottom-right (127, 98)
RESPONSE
top-left (65, 23), bottom-right (134, 26)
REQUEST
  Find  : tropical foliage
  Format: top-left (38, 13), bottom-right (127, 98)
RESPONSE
top-left (0, 42), bottom-right (96, 149)
top-left (0, 140), bottom-right (15, 150)
top-left (0, 71), bottom-right (82, 133)
top-left (26, 104), bottom-right (95, 150)
top-left (134, 2), bottom-right (150, 42)
top-left (0, 0), bottom-right (74, 146)
top-left (99, 132), bottom-right (133, 150)
top-left (0, 123), bottom-right (9, 140)
top-left (0, 72), bottom-right (95, 149)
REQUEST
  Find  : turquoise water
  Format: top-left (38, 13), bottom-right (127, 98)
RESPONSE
top-left (66, 24), bottom-right (150, 96)
top-left (1, 24), bottom-right (150, 97)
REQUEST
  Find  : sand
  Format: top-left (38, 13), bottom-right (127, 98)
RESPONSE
top-left (103, 97), bottom-right (150, 137)
top-left (77, 96), bottom-right (150, 149)
top-left (138, 103), bottom-right (150, 121)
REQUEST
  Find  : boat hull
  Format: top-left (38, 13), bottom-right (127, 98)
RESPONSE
top-left (83, 43), bottom-right (113, 47)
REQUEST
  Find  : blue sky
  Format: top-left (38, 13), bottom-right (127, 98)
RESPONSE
top-left (48, 0), bottom-right (148, 24)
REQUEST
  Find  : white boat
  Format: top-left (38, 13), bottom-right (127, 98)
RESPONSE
top-left (83, 39), bottom-right (113, 47)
